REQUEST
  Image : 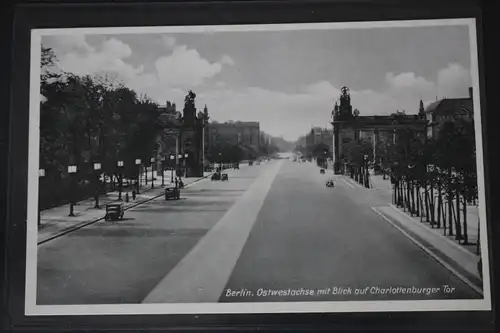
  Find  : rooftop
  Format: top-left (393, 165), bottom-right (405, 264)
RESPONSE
top-left (425, 98), bottom-right (473, 117)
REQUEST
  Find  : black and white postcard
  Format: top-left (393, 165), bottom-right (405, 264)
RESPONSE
top-left (26, 18), bottom-right (491, 316)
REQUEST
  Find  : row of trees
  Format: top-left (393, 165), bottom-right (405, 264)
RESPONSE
top-left (342, 117), bottom-right (477, 245)
top-left (388, 119), bottom-right (477, 245)
top-left (40, 46), bottom-right (161, 209)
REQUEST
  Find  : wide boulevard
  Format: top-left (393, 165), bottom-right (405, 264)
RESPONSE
top-left (37, 155), bottom-right (481, 305)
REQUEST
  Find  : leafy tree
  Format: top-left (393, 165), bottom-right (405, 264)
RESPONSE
top-left (39, 45), bottom-right (162, 209)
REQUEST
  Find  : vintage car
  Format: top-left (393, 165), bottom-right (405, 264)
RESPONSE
top-left (249, 161), bottom-right (254, 166)
top-left (320, 169), bottom-right (325, 174)
top-left (326, 179), bottom-right (335, 188)
top-left (232, 162), bottom-right (239, 169)
top-left (221, 173), bottom-right (228, 181)
top-left (211, 172), bottom-right (221, 181)
top-left (165, 187), bottom-right (180, 200)
top-left (105, 203), bottom-right (124, 221)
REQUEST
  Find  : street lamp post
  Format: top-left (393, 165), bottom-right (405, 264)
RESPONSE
top-left (170, 155), bottom-right (175, 183)
top-left (177, 154), bottom-right (182, 182)
top-left (135, 159), bottom-right (141, 194)
top-left (68, 165), bottom-right (77, 217)
top-left (117, 160), bottom-right (124, 200)
top-left (219, 153), bottom-right (222, 172)
top-left (93, 163), bottom-right (101, 208)
top-left (38, 168), bottom-right (45, 227)
top-left (150, 157), bottom-right (155, 189)
top-left (184, 153), bottom-right (188, 178)
top-left (161, 156), bottom-right (165, 187)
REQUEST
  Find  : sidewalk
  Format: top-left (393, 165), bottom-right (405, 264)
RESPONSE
top-left (38, 171), bottom-right (213, 244)
top-left (366, 171), bottom-right (483, 290)
top-left (369, 172), bottom-right (480, 254)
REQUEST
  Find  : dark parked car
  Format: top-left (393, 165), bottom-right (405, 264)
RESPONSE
top-left (105, 203), bottom-right (124, 221)
top-left (165, 187), bottom-right (180, 200)
top-left (221, 173), bottom-right (228, 181)
top-left (211, 172), bottom-right (221, 181)
top-left (320, 169), bottom-right (325, 174)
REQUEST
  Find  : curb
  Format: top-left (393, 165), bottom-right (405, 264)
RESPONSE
top-left (371, 206), bottom-right (483, 296)
top-left (37, 173), bottom-right (214, 246)
top-left (388, 203), bottom-right (478, 258)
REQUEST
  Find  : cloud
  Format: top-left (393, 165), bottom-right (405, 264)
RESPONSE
top-left (47, 34), bottom-right (95, 53)
top-left (197, 63), bottom-right (471, 140)
top-left (162, 36), bottom-right (177, 49)
top-left (58, 37), bottom-right (144, 80)
top-left (52, 35), bottom-right (234, 103)
top-left (154, 45), bottom-right (224, 89)
top-left (385, 72), bottom-right (435, 92)
top-left (220, 55), bottom-right (235, 66)
top-left (437, 62), bottom-right (471, 98)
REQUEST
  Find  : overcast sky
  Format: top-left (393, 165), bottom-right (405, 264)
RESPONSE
top-left (42, 24), bottom-right (473, 141)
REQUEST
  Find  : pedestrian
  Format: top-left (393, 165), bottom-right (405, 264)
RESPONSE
top-left (125, 192), bottom-right (129, 203)
top-left (132, 190), bottom-right (136, 201)
top-left (175, 177), bottom-right (178, 188)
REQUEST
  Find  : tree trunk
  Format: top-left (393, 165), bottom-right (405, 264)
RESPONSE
top-left (399, 181), bottom-right (404, 207)
top-left (455, 187), bottom-right (462, 241)
top-left (448, 190), bottom-right (454, 236)
top-left (416, 184), bottom-right (421, 218)
top-left (411, 181), bottom-right (416, 215)
top-left (393, 182), bottom-right (397, 205)
top-left (447, 167), bottom-right (453, 236)
top-left (437, 180), bottom-right (443, 231)
top-left (406, 179), bottom-right (411, 213)
top-left (424, 182), bottom-right (430, 222)
top-left (430, 180), bottom-right (435, 225)
top-left (463, 193), bottom-right (469, 245)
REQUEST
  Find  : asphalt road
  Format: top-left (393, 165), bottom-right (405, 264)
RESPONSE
top-left (219, 160), bottom-right (481, 302)
top-left (36, 163), bottom-right (262, 305)
top-left (37, 158), bottom-right (481, 305)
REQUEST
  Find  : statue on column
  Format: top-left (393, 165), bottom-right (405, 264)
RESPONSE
top-left (338, 86), bottom-right (353, 120)
top-left (183, 90), bottom-right (197, 127)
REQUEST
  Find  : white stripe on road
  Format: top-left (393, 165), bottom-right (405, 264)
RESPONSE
top-left (339, 178), bottom-right (355, 189)
top-left (142, 161), bottom-right (284, 303)
top-left (344, 176), bottom-right (364, 189)
top-left (371, 207), bottom-right (483, 296)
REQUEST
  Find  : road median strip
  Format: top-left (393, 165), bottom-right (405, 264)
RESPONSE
top-left (142, 161), bottom-right (283, 303)
top-left (37, 173), bottom-right (214, 245)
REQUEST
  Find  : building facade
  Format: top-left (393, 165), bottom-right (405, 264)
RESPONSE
top-left (425, 87), bottom-right (474, 140)
top-left (305, 127), bottom-right (333, 156)
top-left (156, 91), bottom-right (208, 177)
top-left (207, 121), bottom-right (260, 149)
top-left (331, 86), bottom-right (427, 174)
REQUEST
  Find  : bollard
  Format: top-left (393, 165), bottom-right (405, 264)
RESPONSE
top-left (125, 192), bottom-right (129, 203)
